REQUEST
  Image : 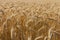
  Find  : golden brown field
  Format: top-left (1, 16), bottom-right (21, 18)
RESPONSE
top-left (0, 0), bottom-right (60, 40)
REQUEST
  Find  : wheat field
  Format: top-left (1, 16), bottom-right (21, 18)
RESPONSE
top-left (0, 0), bottom-right (60, 40)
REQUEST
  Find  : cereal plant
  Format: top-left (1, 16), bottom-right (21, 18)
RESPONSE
top-left (0, 0), bottom-right (60, 40)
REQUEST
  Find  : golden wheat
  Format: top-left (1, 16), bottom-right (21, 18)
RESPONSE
top-left (0, 0), bottom-right (60, 40)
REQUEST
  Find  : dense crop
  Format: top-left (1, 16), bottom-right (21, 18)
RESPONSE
top-left (0, 1), bottom-right (60, 40)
